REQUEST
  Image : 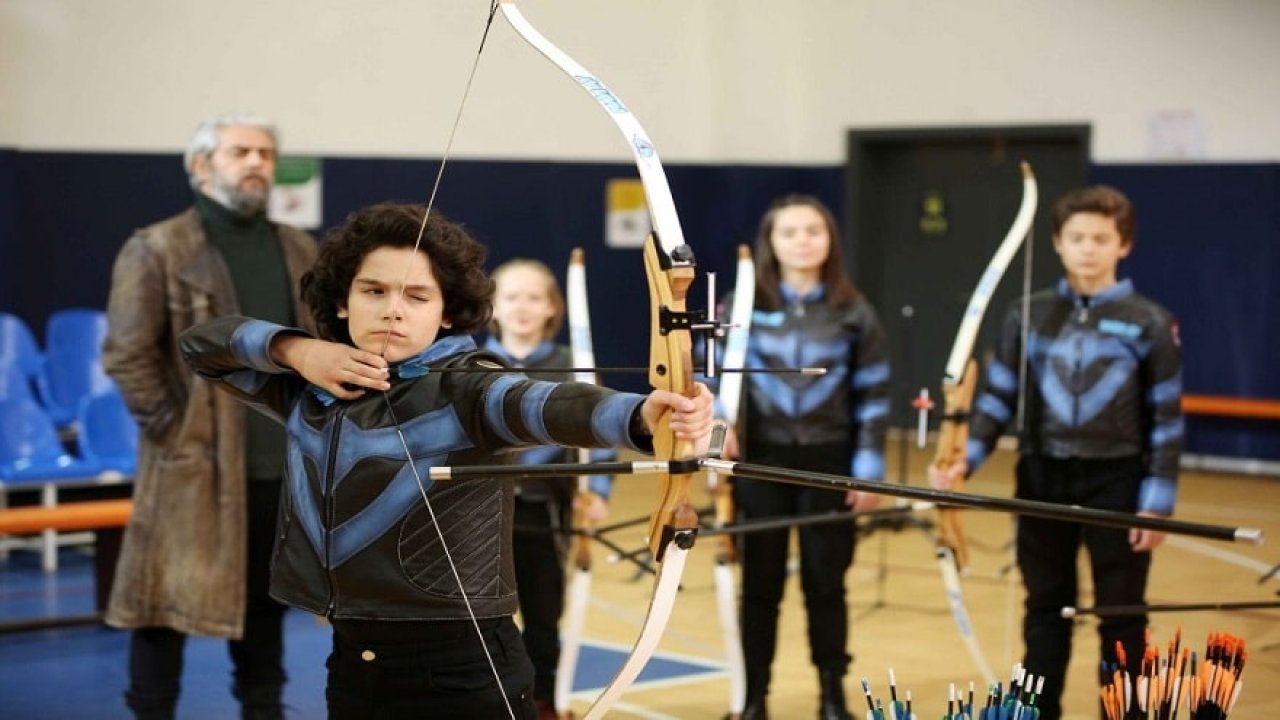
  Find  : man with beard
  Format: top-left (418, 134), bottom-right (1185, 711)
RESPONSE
top-left (102, 114), bottom-right (317, 720)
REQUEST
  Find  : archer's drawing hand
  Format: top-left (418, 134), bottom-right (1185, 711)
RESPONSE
top-left (271, 335), bottom-right (390, 400)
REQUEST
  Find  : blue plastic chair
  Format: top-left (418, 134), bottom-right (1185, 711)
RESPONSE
top-left (44, 308), bottom-right (108, 359)
top-left (0, 398), bottom-right (106, 571)
top-left (0, 399), bottom-right (95, 485)
top-left (76, 390), bottom-right (138, 476)
top-left (35, 350), bottom-right (116, 427)
top-left (0, 363), bottom-right (36, 403)
top-left (0, 312), bottom-right (43, 381)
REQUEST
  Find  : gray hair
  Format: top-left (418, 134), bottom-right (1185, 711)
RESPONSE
top-left (183, 113), bottom-right (279, 189)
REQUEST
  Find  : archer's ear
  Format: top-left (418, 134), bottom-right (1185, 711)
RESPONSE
top-left (441, 317), bottom-right (453, 329)
top-left (337, 306), bottom-right (349, 319)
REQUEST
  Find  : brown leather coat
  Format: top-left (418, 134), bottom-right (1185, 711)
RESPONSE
top-left (102, 207), bottom-right (315, 638)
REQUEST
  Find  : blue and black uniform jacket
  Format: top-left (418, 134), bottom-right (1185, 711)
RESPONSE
top-left (715, 284), bottom-right (891, 481)
top-left (967, 278), bottom-right (1183, 514)
top-left (180, 316), bottom-right (650, 622)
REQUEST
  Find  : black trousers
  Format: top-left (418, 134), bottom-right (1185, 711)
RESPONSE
top-left (326, 617), bottom-right (538, 719)
top-left (1015, 455), bottom-right (1150, 720)
top-left (734, 442), bottom-right (856, 697)
top-left (126, 479), bottom-right (288, 719)
top-left (512, 495), bottom-right (569, 702)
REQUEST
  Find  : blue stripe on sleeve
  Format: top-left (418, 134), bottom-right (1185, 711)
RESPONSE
top-left (230, 320), bottom-right (293, 372)
top-left (851, 361), bottom-right (890, 390)
top-left (975, 392), bottom-right (1012, 424)
top-left (986, 359), bottom-right (1018, 394)
top-left (1148, 374), bottom-right (1182, 405)
top-left (484, 375), bottom-right (526, 446)
top-left (1138, 476), bottom-right (1176, 515)
top-left (965, 437), bottom-right (989, 472)
top-left (519, 381), bottom-right (559, 445)
top-left (590, 393), bottom-right (646, 451)
top-left (1150, 417), bottom-right (1185, 448)
top-left (852, 449), bottom-right (885, 481)
top-left (588, 475), bottom-right (612, 498)
top-left (856, 398), bottom-right (890, 424)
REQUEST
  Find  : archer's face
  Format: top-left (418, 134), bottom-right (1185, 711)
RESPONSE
top-left (194, 125), bottom-right (276, 216)
top-left (491, 265), bottom-right (557, 345)
top-left (769, 204), bottom-right (831, 277)
top-left (1053, 212), bottom-right (1131, 289)
top-left (340, 246), bottom-right (450, 363)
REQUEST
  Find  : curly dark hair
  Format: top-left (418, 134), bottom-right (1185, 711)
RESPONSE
top-left (301, 202), bottom-right (494, 344)
top-left (1052, 185), bottom-right (1136, 245)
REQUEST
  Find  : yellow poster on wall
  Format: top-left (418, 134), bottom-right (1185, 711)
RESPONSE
top-left (605, 178), bottom-right (650, 248)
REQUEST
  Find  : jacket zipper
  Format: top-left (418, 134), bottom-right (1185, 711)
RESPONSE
top-left (1073, 303), bottom-right (1088, 427)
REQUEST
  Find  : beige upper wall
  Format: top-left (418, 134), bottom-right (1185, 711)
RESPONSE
top-left (2, 0), bottom-right (1277, 162)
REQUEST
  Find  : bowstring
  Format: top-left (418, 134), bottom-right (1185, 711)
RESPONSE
top-left (375, 3), bottom-right (516, 718)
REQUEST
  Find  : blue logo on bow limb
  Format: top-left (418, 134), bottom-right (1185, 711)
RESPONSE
top-left (574, 75), bottom-right (628, 113)
top-left (632, 134), bottom-right (655, 158)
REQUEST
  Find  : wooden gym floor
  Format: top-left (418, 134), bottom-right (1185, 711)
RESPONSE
top-left (573, 445), bottom-right (1279, 719)
top-left (0, 444), bottom-right (1274, 718)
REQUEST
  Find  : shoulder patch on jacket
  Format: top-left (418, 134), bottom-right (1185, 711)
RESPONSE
top-left (1098, 318), bottom-right (1143, 339)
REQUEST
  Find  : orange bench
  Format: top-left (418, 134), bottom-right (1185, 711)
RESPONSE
top-left (0, 499), bottom-right (132, 534)
top-left (1182, 394), bottom-right (1280, 420)
top-left (0, 499), bottom-right (132, 632)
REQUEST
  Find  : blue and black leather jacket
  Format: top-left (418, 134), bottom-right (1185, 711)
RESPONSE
top-left (180, 316), bottom-right (650, 621)
top-left (967, 278), bottom-right (1183, 514)
top-left (718, 284), bottom-right (891, 481)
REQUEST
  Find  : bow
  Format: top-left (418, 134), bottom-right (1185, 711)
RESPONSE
top-left (931, 161), bottom-right (1038, 684)
top-left (495, 2), bottom-right (702, 716)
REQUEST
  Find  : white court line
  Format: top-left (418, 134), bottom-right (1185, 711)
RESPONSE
top-left (572, 634), bottom-right (728, 669)
top-left (566, 646), bottom-right (726, 719)
top-left (1166, 534), bottom-right (1276, 575)
top-left (1174, 500), bottom-right (1280, 524)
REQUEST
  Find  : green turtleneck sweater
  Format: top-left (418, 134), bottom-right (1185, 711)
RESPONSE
top-left (196, 193), bottom-right (294, 481)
